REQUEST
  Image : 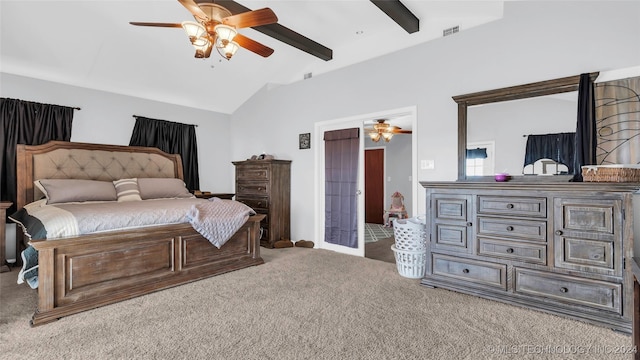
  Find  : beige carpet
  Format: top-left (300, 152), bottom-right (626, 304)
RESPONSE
top-left (0, 247), bottom-right (633, 360)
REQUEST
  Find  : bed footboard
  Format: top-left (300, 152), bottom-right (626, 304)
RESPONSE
top-left (30, 215), bottom-right (264, 326)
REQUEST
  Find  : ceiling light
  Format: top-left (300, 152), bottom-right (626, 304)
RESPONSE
top-left (367, 119), bottom-right (407, 143)
top-left (193, 35), bottom-right (212, 59)
top-left (214, 24), bottom-right (237, 46)
top-left (182, 21), bottom-right (207, 44)
top-left (217, 41), bottom-right (240, 60)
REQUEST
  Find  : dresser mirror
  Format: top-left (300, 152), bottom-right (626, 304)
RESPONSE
top-left (453, 73), bottom-right (598, 180)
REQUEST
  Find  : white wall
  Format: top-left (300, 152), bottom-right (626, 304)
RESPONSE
top-left (229, 1), bottom-right (640, 243)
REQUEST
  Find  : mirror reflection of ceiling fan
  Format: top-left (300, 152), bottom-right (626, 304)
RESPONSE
top-left (365, 119), bottom-right (412, 143)
top-left (130, 0), bottom-right (279, 60)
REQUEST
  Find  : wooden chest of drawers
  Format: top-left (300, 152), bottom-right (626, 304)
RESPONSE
top-left (233, 160), bottom-right (291, 248)
top-left (421, 181), bottom-right (640, 333)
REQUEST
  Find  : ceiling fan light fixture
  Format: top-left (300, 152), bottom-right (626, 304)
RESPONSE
top-left (369, 131), bottom-right (381, 142)
top-left (181, 21), bottom-right (207, 44)
top-left (381, 132), bottom-right (394, 142)
top-left (192, 35), bottom-right (212, 58)
top-left (217, 40), bottom-right (239, 60)
top-left (214, 24), bottom-right (237, 47)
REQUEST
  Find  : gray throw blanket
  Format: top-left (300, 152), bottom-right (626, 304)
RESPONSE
top-left (186, 198), bottom-right (256, 248)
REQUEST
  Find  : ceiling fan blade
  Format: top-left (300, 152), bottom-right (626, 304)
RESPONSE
top-left (216, 0), bottom-right (332, 61)
top-left (234, 33), bottom-right (274, 57)
top-left (223, 8), bottom-right (277, 29)
top-left (178, 0), bottom-right (209, 22)
top-left (393, 130), bottom-right (413, 134)
top-left (129, 22), bottom-right (183, 28)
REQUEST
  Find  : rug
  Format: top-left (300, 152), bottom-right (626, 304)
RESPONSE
top-left (365, 223), bottom-right (393, 243)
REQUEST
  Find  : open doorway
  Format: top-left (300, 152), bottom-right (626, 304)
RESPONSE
top-left (363, 126), bottom-right (413, 263)
top-left (314, 106), bottom-right (417, 258)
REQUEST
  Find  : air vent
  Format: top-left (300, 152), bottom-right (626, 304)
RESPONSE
top-left (304, 72), bottom-right (313, 80)
top-left (443, 26), bottom-right (459, 37)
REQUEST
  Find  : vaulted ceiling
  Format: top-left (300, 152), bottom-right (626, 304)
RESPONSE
top-left (0, 1), bottom-right (504, 114)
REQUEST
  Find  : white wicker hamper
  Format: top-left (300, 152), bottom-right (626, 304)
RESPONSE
top-left (391, 245), bottom-right (427, 279)
top-left (391, 216), bottom-right (427, 278)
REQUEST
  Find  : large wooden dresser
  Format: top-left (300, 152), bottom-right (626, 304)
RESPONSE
top-left (421, 181), bottom-right (640, 333)
top-left (233, 159), bottom-right (291, 248)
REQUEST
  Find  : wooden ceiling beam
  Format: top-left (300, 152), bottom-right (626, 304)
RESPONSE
top-left (370, 0), bottom-right (419, 34)
top-left (213, 0), bottom-right (333, 61)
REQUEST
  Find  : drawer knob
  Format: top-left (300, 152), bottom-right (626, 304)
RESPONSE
top-left (506, 248), bottom-right (514, 254)
top-left (506, 226), bottom-right (514, 231)
top-left (560, 287), bottom-right (568, 293)
top-left (466, 222), bottom-right (473, 227)
top-left (507, 203), bottom-right (514, 209)
top-left (555, 230), bottom-right (563, 236)
top-left (462, 268), bottom-right (470, 274)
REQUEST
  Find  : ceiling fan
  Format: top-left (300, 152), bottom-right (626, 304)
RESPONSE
top-left (130, 0), bottom-right (278, 60)
top-left (365, 119), bottom-right (412, 143)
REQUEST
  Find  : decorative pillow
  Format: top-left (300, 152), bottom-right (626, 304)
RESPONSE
top-left (34, 179), bottom-right (117, 204)
top-left (137, 178), bottom-right (194, 200)
top-left (113, 178), bottom-right (142, 202)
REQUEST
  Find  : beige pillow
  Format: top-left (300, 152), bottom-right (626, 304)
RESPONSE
top-left (35, 179), bottom-right (117, 204)
top-left (113, 178), bottom-right (142, 202)
top-left (137, 178), bottom-right (194, 200)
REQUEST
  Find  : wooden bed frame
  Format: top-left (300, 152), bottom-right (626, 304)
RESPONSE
top-left (15, 141), bottom-right (264, 326)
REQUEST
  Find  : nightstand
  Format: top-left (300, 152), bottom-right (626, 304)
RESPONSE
top-left (1, 202), bottom-right (13, 273)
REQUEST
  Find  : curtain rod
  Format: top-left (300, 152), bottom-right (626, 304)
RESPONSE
top-left (132, 115), bottom-right (198, 127)
top-left (1, 97), bottom-right (81, 110)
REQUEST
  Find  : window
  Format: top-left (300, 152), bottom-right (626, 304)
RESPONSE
top-left (466, 141), bottom-right (495, 176)
top-left (466, 157), bottom-right (485, 176)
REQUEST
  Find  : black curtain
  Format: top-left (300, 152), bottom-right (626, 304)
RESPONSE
top-left (324, 128), bottom-right (359, 248)
top-left (1, 98), bottom-right (75, 216)
top-left (129, 116), bottom-right (199, 191)
top-left (523, 132), bottom-right (576, 174)
top-left (572, 73), bottom-right (597, 181)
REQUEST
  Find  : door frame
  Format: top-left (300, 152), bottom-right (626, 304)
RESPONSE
top-left (314, 105), bottom-right (417, 256)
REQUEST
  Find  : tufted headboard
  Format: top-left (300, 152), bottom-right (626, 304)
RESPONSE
top-left (16, 141), bottom-right (184, 210)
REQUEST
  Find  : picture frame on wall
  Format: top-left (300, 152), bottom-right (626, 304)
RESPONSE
top-left (299, 133), bottom-right (311, 149)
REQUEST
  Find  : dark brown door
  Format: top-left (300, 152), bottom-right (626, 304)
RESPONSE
top-left (365, 149), bottom-right (384, 224)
